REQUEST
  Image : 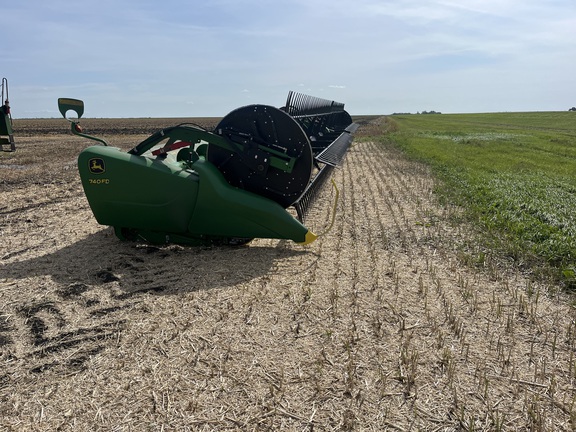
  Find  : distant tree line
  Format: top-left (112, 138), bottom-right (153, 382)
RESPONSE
top-left (393, 108), bottom-right (576, 115)
top-left (391, 110), bottom-right (442, 115)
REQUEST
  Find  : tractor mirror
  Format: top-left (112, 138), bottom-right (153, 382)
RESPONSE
top-left (58, 98), bottom-right (84, 120)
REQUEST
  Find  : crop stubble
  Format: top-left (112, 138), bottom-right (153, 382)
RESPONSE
top-left (1, 118), bottom-right (575, 430)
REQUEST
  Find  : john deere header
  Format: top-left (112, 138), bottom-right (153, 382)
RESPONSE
top-left (59, 92), bottom-right (357, 246)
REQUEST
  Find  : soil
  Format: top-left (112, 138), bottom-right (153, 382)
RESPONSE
top-left (1, 117), bottom-right (575, 431)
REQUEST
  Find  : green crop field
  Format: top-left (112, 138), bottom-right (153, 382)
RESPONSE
top-left (379, 112), bottom-right (576, 288)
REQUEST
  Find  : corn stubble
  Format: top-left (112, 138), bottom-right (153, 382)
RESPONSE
top-left (0, 117), bottom-right (575, 431)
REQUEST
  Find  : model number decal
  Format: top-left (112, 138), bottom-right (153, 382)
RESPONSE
top-left (89, 178), bottom-right (110, 185)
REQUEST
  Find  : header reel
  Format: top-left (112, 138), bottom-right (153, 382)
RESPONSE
top-left (210, 104), bottom-right (313, 208)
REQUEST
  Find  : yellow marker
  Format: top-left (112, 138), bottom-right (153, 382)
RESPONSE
top-left (298, 231), bottom-right (318, 245)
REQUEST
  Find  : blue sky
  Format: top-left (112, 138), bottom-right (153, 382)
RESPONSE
top-left (2, 0), bottom-right (575, 118)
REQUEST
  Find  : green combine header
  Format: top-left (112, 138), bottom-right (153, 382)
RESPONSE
top-left (59, 92), bottom-right (357, 246)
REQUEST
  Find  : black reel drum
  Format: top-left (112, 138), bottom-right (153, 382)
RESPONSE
top-left (208, 104), bottom-right (313, 208)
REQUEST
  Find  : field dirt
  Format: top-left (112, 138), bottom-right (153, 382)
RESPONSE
top-left (1, 117), bottom-right (576, 431)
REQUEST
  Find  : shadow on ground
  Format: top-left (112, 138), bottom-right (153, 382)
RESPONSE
top-left (1, 227), bottom-right (309, 294)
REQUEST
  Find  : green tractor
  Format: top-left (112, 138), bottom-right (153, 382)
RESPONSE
top-left (59, 92), bottom-right (357, 246)
top-left (1, 77), bottom-right (15, 152)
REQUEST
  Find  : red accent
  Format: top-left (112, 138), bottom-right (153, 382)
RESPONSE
top-left (152, 141), bottom-right (193, 156)
top-left (74, 124), bottom-right (83, 133)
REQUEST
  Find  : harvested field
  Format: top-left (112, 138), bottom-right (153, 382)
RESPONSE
top-left (1, 117), bottom-right (576, 430)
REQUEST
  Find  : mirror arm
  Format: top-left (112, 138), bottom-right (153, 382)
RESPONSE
top-left (58, 97), bottom-right (109, 146)
top-left (68, 120), bottom-right (109, 146)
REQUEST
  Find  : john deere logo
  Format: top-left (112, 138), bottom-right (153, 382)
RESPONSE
top-left (89, 158), bottom-right (105, 174)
